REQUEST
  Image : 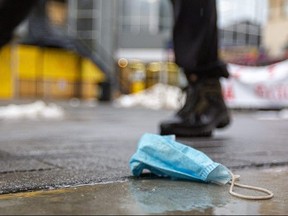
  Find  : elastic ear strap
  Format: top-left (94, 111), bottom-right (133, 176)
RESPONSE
top-left (228, 171), bottom-right (274, 200)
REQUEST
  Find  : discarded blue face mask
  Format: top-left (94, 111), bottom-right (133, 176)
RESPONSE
top-left (130, 133), bottom-right (274, 200)
top-left (129, 133), bottom-right (231, 185)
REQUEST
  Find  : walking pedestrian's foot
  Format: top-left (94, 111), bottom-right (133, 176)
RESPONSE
top-left (159, 77), bottom-right (231, 137)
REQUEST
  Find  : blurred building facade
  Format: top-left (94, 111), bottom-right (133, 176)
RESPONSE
top-left (17, 0), bottom-right (277, 66)
top-left (263, 0), bottom-right (288, 57)
top-left (24, 0), bottom-right (173, 77)
top-left (27, 0), bottom-right (174, 96)
top-left (3, 0), bottom-right (288, 100)
top-left (115, 0), bottom-right (173, 62)
top-left (220, 21), bottom-right (261, 47)
top-left (27, 0), bottom-right (286, 63)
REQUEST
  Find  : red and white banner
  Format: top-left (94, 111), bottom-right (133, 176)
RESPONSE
top-left (221, 60), bottom-right (288, 109)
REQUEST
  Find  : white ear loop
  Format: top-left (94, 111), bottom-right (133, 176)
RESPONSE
top-left (228, 171), bottom-right (274, 200)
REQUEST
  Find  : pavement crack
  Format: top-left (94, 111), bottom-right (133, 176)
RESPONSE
top-left (229, 161), bottom-right (288, 170)
top-left (33, 158), bottom-right (64, 169)
top-left (0, 168), bottom-right (58, 175)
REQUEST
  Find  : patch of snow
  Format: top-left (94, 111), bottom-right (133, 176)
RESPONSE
top-left (0, 101), bottom-right (65, 120)
top-left (113, 83), bottom-right (185, 110)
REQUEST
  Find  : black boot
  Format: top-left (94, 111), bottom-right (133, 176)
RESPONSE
top-left (159, 77), bottom-right (230, 137)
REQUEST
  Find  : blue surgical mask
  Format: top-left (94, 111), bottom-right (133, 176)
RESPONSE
top-left (130, 133), bottom-right (274, 200)
top-left (130, 133), bottom-right (231, 185)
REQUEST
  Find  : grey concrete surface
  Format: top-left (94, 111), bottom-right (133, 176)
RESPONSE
top-left (0, 100), bottom-right (288, 214)
top-left (0, 167), bottom-right (287, 215)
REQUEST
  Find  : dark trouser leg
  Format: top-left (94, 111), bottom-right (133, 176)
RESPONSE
top-left (160, 0), bottom-right (231, 137)
top-left (171, 0), bottom-right (229, 79)
top-left (0, 0), bottom-right (37, 48)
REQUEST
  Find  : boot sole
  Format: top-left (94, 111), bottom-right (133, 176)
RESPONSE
top-left (216, 114), bottom-right (231, 129)
top-left (160, 113), bottom-right (230, 137)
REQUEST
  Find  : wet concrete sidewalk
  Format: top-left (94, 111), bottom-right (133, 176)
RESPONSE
top-left (0, 100), bottom-right (288, 214)
top-left (0, 167), bottom-right (287, 215)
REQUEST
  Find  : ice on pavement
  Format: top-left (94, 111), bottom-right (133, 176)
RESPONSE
top-left (0, 101), bottom-right (65, 120)
top-left (113, 83), bottom-right (185, 110)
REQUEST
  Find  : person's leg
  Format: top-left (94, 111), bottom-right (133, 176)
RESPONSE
top-left (171, 0), bottom-right (229, 79)
top-left (160, 0), bottom-right (230, 137)
top-left (0, 0), bottom-right (38, 48)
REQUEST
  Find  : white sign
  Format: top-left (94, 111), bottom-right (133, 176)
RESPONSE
top-left (221, 60), bottom-right (288, 108)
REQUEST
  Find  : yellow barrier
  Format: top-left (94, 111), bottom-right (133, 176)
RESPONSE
top-left (17, 45), bottom-right (42, 79)
top-left (81, 58), bottom-right (105, 83)
top-left (42, 48), bottom-right (80, 82)
top-left (166, 62), bottom-right (179, 86)
top-left (118, 60), bottom-right (180, 95)
top-left (16, 45), bottom-right (43, 98)
top-left (146, 62), bottom-right (161, 88)
top-left (0, 45), bottom-right (107, 100)
top-left (146, 62), bottom-right (179, 88)
top-left (127, 61), bottom-right (146, 93)
top-left (81, 58), bottom-right (106, 99)
top-left (42, 79), bottom-right (78, 99)
top-left (0, 46), bottom-right (13, 99)
top-left (41, 48), bottom-right (81, 99)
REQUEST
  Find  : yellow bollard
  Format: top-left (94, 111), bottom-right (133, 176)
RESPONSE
top-left (128, 61), bottom-right (146, 94)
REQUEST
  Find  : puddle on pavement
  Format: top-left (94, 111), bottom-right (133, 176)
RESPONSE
top-left (0, 167), bottom-right (287, 215)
